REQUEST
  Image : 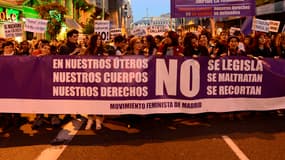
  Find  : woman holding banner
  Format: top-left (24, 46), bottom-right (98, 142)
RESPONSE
top-left (220, 36), bottom-right (246, 57)
top-left (82, 33), bottom-right (105, 130)
top-left (251, 33), bottom-right (273, 58)
top-left (127, 36), bottom-right (144, 55)
top-left (183, 32), bottom-right (209, 58)
top-left (159, 31), bottom-right (183, 56)
top-left (142, 35), bottom-right (157, 56)
top-left (0, 41), bottom-right (22, 131)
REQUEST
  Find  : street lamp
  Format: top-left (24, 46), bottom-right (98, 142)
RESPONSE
top-left (121, 4), bottom-right (128, 35)
top-left (123, 4), bottom-right (128, 17)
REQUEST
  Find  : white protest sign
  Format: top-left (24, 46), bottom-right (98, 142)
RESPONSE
top-left (229, 27), bottom-right (240, 36)
top-left (146, 25), bottom-right (168, 36)
top-left (252, 18), bottom-right (269, 33)
top-left (4, 23), bottom-right (22, 38)
top-left (24, 18), bottom-right (48, 33)
top-left (131, 27), bottom-right (146, 36)
top-left (94, 20), bottom-right (110, 41)
top-left (110, 28), bottom-right (122, 37)
top-left (268, 20), bottom-right (280, 32)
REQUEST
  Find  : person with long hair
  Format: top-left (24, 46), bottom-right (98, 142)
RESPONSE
top-left (160, 31), bottom-right (183, 56)
top-left (214, 30), bottom-right (228, 57)
top-left (83, 33), bottom-right (105, 130)
top-left (142, 35), bottom-right (157, 56)
top-left (251, 32), bottom-right (273, 58)
top-left (183, 32), bottom-right (209, 58)
top-left (276, 36), bottom-right (285, 58)
top-left (83, 34), bottom-right (104, 56)
top-left (243, 35), bottom-right (254, 54)
top-left (127, 36), bottom-right (144, 55)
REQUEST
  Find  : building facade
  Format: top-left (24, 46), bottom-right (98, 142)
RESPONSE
top-left (0, 0), bottom-right (41, 40)
top-left (132, 13), bottom-right (175, 30)
top-left (219, 0), bottom-right (285, 32)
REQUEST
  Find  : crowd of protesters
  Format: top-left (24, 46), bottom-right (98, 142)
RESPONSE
top-left (0, 27), bottom-right (285, 135)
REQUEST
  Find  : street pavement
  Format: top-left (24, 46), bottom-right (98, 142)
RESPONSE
top-left (1, 112), bottom-right (285, 160)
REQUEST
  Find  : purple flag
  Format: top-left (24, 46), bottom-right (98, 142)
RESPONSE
top-left (241, 16), bottom-right (253, 35)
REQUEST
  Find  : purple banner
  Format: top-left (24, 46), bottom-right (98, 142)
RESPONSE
top-left (171, 0), bottom-right (256, 18)
top-left (0, 56), bottom-right (285, 114)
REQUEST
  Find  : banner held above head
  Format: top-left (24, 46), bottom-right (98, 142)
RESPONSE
top-left (171, 0), bottom-right (256, 18)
